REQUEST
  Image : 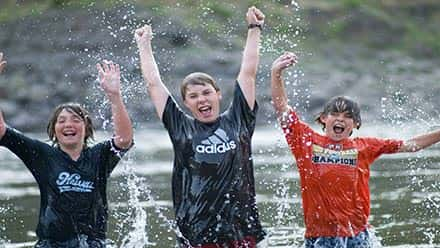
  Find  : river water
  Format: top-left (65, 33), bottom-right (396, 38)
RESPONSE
top-left (0, 125), bottom-right (439, 247)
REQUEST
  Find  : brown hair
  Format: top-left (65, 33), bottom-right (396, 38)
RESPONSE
top-left (47, 103), bottom-right (94, 147)
top-left (315, 96), bottom-right (362, 130)
top-left (180, 72), bottom-right (219, 100)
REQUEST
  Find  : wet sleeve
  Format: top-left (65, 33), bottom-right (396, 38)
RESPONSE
top-left (280, 107), bottom-right (314, 156)
top-left (0, 127), bottom-right (46, 171)
top-left (228, 83), bottom-right (258, 134)
top-left (96, 139), bottom-right (133, 177)
top-left (162, 96), bottom-right (192, 142)
top-left (361, 137), bottom-right (403, 164)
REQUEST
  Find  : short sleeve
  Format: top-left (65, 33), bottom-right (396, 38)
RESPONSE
top-left (93, 138), bottom-right (132, 177)
top-left (280, 107), bottom-right (314, 155)
top-left (358, 137), bottom-right (403, 164)
top-left (226, 83), bottom-right (258, 134)
top-left (162, 96), bottom-right (193, 143)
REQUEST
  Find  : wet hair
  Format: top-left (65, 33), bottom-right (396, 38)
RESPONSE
top-left (180, 72), bottom-right (220, 100)
top-left (315, 96), bottom-right (362, 130)
top-left (47, 102), bottom-right (94, 148)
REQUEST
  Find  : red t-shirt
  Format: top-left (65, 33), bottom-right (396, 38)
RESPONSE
top-left (280, 108), bottom-right (403, 238)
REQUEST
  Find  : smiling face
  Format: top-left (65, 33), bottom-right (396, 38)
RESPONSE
top-left (54, 109), bottom-right (86, 150)
top-left (183, 83), bottom-right (222, 123)
top-left (47, 103), bottom-right (94, 150)
top-left (320, 111), bottom-right (358, 141)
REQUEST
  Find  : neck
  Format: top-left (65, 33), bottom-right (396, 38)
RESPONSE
top-left (59, 144), bottom-right (83, 161)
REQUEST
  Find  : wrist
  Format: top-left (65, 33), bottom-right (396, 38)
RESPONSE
top-left (248, 23), bottom-right (262, 31)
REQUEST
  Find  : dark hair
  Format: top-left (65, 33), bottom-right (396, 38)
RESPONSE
top-left (180, 72), bottom-right (220, 100)
top-left (47, 103), bottom-right (94, 147)
top-left (315, 96), bottom-right (362, 129)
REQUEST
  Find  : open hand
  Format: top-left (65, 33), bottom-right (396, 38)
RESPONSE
top-left (271, 52), bottom-right (298, 75)
top-left (96, 60), bottom-right (121, 100)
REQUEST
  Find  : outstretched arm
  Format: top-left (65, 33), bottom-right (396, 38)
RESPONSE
top-left (135, 25), bottom-right (170, 120)
top-left (0, 52), bottom-right (6, 74)
top-left (271, 52), bottom-right (298, 118)
top-left (97, 61), bottom-right (133, 149)
top-left (0, 53), bottom-right (7, 139)
top-left (398, 129), bottom-right (440, 153)
top-left (237, 6), bottom-right (264, 110)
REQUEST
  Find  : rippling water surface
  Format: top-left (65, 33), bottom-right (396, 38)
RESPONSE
top-left (0, 126), bottom-right (439, 247)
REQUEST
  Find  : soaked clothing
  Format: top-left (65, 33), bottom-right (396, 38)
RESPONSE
top-left (35, 235), bottom-right (105, 248)
top-left (0, 127), bottom-right (129, 244)
top-left (305, 229), bottom-right (371, 248)
top-left (163, 83), bottom-right (265, 246)
top-left (280, 108), bottom-right (403, 238)
top-left (183, 236), bottom-right (256, 248)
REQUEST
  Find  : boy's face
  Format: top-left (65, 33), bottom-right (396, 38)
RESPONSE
top-left (320, 111), bottom-right (357, 142)
top-left (183, 83), bottom-right (222, 123)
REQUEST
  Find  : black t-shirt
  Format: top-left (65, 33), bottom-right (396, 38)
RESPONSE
top-left (0, 127), bottom-right (129, 241)
top-left (162, 83), bottom-right (266, 245)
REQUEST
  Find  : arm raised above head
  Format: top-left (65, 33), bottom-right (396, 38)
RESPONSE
top-left (237, 6), bottom-right (264, 110)
top-left (398, 129), bottom-right (440, 153)
top-left (135, 25), bottom-right (170, 120)
top-left (271, 52), bottom-right (298, 118)
top-left (97, 61), bottom-right (133, 149)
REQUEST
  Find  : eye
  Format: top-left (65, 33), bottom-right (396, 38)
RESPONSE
top-left (56, 118), bottom-right (66, 124)
top-left (72, 117), bottom-right (83, 123)
top-left (203, 89), bottom-right (215, 96)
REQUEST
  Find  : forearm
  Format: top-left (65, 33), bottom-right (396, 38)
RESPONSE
top-left (271, 70), bottom-right (289, 117)
top-left (109, 95), bottom-right (133, 149)
top-left (138, 43), bottom-right (163, 89)
top-left (0, 122), bottom-right (6, 140)
top-left (400, 129), bottom-right (440, 152)
top-left (138, 44), bottom-right (169, 118)
top-left (239, 28), bottom-right (261, 78)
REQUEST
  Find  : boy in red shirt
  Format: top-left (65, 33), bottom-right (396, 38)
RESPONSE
top-left (270, 52), bottom-right (440, 247)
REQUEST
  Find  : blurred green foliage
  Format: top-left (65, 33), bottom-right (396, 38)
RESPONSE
top-left (0, 0), bottom-right (439, 57)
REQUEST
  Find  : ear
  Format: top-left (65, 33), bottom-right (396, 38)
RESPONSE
top-left (217, 91), bottom-right (222, 100)
top-left (319, 114), bottom-right (327, 123)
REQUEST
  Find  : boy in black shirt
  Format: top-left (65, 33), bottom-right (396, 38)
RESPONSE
top-left (0, 53), bottom-right (133, 247)
top-left (134, 7), bottom-right (266, 247)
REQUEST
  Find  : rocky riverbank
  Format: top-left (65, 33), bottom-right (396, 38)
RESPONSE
top-left (0, 1), bottom-right (439, 131)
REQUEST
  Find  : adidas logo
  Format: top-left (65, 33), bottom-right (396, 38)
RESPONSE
top-left (195, 128), bottom-right (237, 154)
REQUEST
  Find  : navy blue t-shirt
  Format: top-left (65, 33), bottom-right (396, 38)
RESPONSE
top-left (0, 128), bottom-right (129, 241)
top-left (162, 83), bottom-right (266, 245)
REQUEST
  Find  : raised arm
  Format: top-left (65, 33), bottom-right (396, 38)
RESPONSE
top-left (97, 61), bottom-right (133, 149)
top-left (271, 52), bottom-right (298, 118)
top-left (134, 25), bottom-right (170, 120)
top-left (237, 6), bottom-right (264, 110)
top-left (398, 129), bottom-right (440, 153)
top-left (0, 53), bottom-right (7, 139)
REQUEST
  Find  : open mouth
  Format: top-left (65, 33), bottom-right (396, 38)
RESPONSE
top-left (199, 105), bottom-right (212, 117)
top-left (333, 124), bottom-right (345, 134)
top-left (62, 130), bottom-right (77, 137)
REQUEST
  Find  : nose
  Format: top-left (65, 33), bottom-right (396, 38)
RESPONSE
top-left (64, 120), bottom-right (74, 127)
top-left (197, 95), bottom-right (208, 103)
